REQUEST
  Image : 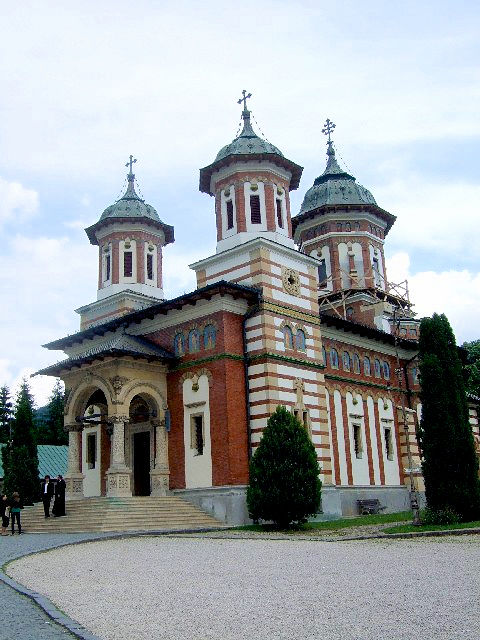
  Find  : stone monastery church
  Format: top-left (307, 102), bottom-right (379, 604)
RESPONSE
top-left (39, 93), bottom-right (480, 523)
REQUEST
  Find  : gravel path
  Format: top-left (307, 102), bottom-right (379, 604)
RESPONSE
top-left (0, 533), bottom-right (111, 640)
top-left (7, 535), bottom-right (480, 640)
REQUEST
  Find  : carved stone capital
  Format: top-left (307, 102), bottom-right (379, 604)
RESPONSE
top-left (64, 423), bottom-right (83, 433)
top-left (107, 415), bottom-right (130, 425)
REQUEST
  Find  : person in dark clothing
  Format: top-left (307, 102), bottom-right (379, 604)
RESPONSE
top-left (10, 492), bottom-right (23, 534)
top-left (52, 475), bottom-right (66, 517)
top-left (41, 475), bottom-right (54, 518)
top-left (1, 494), bottom-right (9, 536)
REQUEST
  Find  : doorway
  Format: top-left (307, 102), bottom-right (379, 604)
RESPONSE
top-left (133, 431), bottom-right (151, 496)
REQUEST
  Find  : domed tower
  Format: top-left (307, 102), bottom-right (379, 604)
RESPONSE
top-left (198, 91), bottom-right (303, 254)
top-left (78, 157), bottom-right (174, 329)
top-left (292, 120), bottom-right (408, 332)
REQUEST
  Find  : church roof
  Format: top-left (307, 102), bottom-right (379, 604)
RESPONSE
top-left (299, 144), bottom-right (377, 213)
top-left (85, 164), bottom-right (174, 246)
top-left (199, 107), bottom-right (303, 195)
top-left (35, 334), bottom-right (174, 376)
top-left (43, 280), bottom-right (261, 351)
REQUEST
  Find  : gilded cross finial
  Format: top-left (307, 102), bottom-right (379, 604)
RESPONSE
top-left (125, 155), bottom-right (137, 175)
top-left (237, 89), bottom-right (252, 112)
top-left (322, 118), bottom-right (336, 145)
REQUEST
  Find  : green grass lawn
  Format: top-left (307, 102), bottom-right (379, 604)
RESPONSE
top-left (384, 520), bottom-right (480, 534)
top-left (235, 511), bottom-right (412, 533)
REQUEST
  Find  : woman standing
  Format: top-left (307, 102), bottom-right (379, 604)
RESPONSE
top-left (52, 475), bottom-right (66, 517)
top-left (1, 494), bottom-right (9, 536)
top-left (10, 492), bottom-right (23, 535)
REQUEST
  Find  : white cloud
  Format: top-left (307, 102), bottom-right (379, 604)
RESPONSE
top-left (0, 177), bottom-right (38, 227)
top-left (386, 252), bottom-right (480, 343)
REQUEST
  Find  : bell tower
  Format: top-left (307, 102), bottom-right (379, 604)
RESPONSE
top-left (77, 157), bottom-right (174, 329)
top-left (291, 120), bottom-right (411, 332)
top-left (198, 91), bottom-right (303, 255)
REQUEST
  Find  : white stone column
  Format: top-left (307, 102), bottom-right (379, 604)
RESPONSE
top-left (64, 425), bottom-right (84, 499)
top-left (150, 419), bottom-right (170, 496)
top-left (106, 415), bottom-right (132, 497)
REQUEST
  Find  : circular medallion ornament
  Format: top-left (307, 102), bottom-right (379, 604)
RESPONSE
top-left (282, 267), bottom-right (301, 296)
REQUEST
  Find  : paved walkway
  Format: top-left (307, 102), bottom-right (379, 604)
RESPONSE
top-left (0, 533), bottom-right (109, 639)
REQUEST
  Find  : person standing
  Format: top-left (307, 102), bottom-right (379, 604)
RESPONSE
top-left (41, 475), bottom-right (54, 518)
top-left (1, 494), bottom-right (9, 536)
top-left (10, 492), bottom-right (23, 535)
top-left (52, 474), bottom-right (66, 517)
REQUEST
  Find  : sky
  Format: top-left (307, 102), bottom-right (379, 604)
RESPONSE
top-left (0, 0), bottom-right (479, 406)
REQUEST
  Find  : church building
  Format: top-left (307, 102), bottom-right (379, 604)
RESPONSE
top-left (38, 94), bottom-right (480, 523)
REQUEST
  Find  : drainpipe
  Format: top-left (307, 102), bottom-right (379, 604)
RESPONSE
top-left (242, 301), bottom-right (261, 461)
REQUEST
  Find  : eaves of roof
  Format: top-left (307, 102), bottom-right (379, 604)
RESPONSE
top-left (291, 203), bottom-right (397, 236)
top-left (44, 280), bottom-right (261, 351)
top-left (320, 312), bottom-right (418, 349)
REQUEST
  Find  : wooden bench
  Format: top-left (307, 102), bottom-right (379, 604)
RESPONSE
top-left (357, 499), bottom-right (386, 515)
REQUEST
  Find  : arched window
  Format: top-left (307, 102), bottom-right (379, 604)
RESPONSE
top-left (283, 326), bottom-right (294, 349)
top-left (330, 348), bottom-right (339, 369)
top-left (411, 367), bottom-right (418, 385)
top-left (364, 356), bottom-right (371, 376)
top-left (296, 329), bottom-right (306, 351)
top-left (188, 329), bottom-right (200, 352)
top-left (353, 353), bottom-right (361, 374)
top-left (203, 325), bottom-right (216, 350)
top-left (174, 333), bottom-right (185, 356)
top-left (374, 358), bottom-right (381, 378)
top-left (322, 345), bottom-right (327, 366)
top-left (345, 222), bottom-right (351, 232)
top-left (343, 351), bottom-right (351, 371)
top-left (346, 306), bottom-right (354, 320)
top-left (383, 361), bottom-right (390, 380)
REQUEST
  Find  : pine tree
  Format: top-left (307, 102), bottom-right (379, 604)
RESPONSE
top-left (247, 405), bottom-right (322, 527)
top-left (418, 314), bottom-right (480, 521)
top-left (2, 379), bottom-right (40, 504)
top-left (36, 380), bottom-right (66, 445)
top-left (0, 385), bottom-right (13, 443)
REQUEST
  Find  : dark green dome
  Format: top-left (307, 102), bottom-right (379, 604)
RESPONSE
top-left (300, 146), bottom-right (376, 214)
top-left (215, 111), bottom-right (284, 161)
top-left (100, 175), bottom-right (160, 222)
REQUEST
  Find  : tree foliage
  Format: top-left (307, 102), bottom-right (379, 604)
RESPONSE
top-left (247, 405), bottom-right (322, 527)
top-left (462, 339), bottom-right (480, 398)
top-left (2, 379), bottom-right (39, 504)
top-left (418, 314), bottom-right (480, 521)
top-left (36, 380), bottom-right (66, 445)
top-left (0, 385), bottom-right (13, 444)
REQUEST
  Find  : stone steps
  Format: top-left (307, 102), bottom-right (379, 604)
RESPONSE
top-left (19, 496), bottom-right (223, 533)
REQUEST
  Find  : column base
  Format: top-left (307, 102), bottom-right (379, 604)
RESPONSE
top-left (150, 469), bottom-right (170, 497)
top-left (106, 467), bottom-right (132, 497)
top-left (65, 473), bottom-right (85, 500)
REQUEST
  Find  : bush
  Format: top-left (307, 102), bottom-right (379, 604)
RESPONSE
top-left (422, 507), bottom-right (460, 526)
top-left (247, 405), bottom-right (322, 528)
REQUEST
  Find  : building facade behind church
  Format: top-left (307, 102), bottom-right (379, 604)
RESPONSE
top-left (38, 101), bottom-right (480, 523)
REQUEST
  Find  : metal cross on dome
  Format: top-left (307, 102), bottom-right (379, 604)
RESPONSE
top-left (125, 155), bottom-right (137, 174)
top-left (237, 90), bottom-right (252, 111)
top-left (322, 118), bottom-right (336, 145)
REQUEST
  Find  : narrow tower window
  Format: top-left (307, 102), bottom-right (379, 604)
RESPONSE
top-left (250, 195), bottom-right (261, 224)
top-left (105, 254), bottom-right (111, 282)
top-left (384, 427), bottom-right (393, 460)
top-left (124, 251), bottom-right (133, 278)
top-left (146, 253), bottom-right (153, 281)
top-left (276, 199), bottom-right (283, 228)
top-left (191, 415), bottom-right (204, 456)
top-left (226, 200), bottom-right (234, 230)
top-left (318, 259), bottom-right (327, 288)
top-left (353, 424), bottom-right (363, 459)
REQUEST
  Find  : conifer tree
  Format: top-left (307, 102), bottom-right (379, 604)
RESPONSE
top-left (37, 380), bottom-right (66, 445)
top-left (418, 314), bottom-right (480, 521)
top-left (247, 405), bottom-right (321, 527)
top-left (1, 379), bottom-right (39, 504)
top-left (0, 385), bottom-right (13, 443)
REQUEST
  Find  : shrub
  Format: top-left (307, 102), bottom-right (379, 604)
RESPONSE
top-left (247, 405), bottom-right (322, 528)
top-left (422, 507), bottom-right (460, 526)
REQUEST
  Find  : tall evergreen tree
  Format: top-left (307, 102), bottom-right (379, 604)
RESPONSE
top-left (1, 379), bottom-right (39, 504)
top-left (36, 380), bottom-right (66, 445)
top-left (418, 314), bottom-right (480, 521)
top-left (247, 405), bottom-right (321, 527)
top-left (0, 385), bottom-right (13, 443)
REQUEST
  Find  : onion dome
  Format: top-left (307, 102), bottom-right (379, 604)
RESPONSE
top-left (299, 143), bottom-right (377, 215)
top-left (200, 92), bottom-right (303, 195)
top-left (85, 158), bottom-right (174, 245)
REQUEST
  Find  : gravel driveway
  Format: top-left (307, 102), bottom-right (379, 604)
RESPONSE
top-left (7, 535), bottom-right (480, 640)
